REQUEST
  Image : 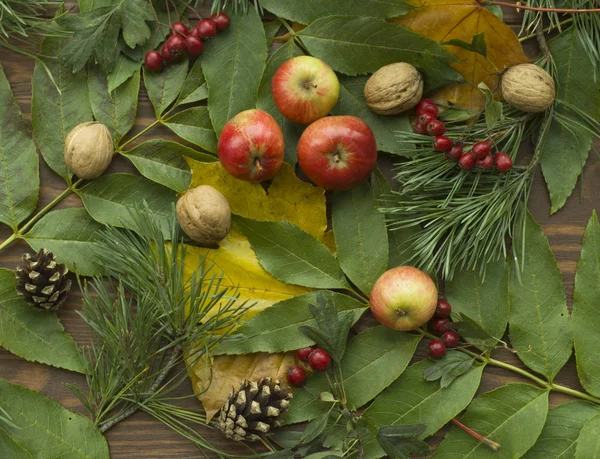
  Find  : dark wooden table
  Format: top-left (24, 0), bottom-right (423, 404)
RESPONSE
top-left (1, 6), bottom-right (599, 458)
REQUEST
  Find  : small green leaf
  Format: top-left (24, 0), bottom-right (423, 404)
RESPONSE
top-left (443, 33), bottom-right (487, 57)
top-left (163, 106), bottom-right (218, 153)
top-left (0, 377), bottom-right (109, 458)
top-left (263, 20), bottom-right (281, 47)
top-left (178, 58), bottom-right (208, 105)
top-left (0, 64), bottom-right (39, 229)
top-left (143, 58), bottom-right (188, 117)
top-left (332, 181), bottom-right (388, 295)
top-left (233, 216), bottom-right (348, 289)
top-left (423, 351), bottom-right (475, 388)
top-left (201, 7), bottom-right (267, 134)
top-left (509, 211), bottom-right (572, 381)
top-left (438, 107), bottom-right (476, 122)
top-left (107, 53), bottom-right (141, 92)
top-left (574, 414), bottom-right (600, 459)
top-left (301, 412), bottom-right (330, 444)
top-left (23, 208), bottom-right (104, 276)
top-left (452, 313), bottom-right (497, 344)
top-left (572, 211), bottom-right (600, 397)
top-left (377, 425), bottom-right (429, 459)
top-left (0, 269), bottom-right (84, 373)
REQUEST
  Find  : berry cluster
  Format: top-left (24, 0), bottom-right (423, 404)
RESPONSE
top-left (427, 299), bottom-right (461, 359)
top-left (286, 346), bottom-right (331, 387)
top-left (414, 99), bottom-right (514, 173)
top-left (144, 13), bottom-right (230, 72)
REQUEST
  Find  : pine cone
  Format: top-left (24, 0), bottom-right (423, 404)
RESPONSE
top-left (15, 249), bottom-right (71, 312)
top-left (216, 377), bottom-right (293, 442)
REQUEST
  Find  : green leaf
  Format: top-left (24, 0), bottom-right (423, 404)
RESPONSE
top-left (233, 216), bottom-right (348, 289)
top-left (361, 360), bottom-right (484, 459)
top-left (107, 53), bottom-right (141, 92)
top-left (575, 414), bottom-right (600, 459)
top-left (256, 40), bottom-right (305, 165)
top-left (509, 211), bottom-right (572, 381)
top-left (301, 412), bottom-right (330, 444)
top-left (32, 38), bottom-right (93, 181)
top-left (445, 260), bottom-right (509, 347)
top-left (376, 425), bottom-right (429, 459)
top-left (201, 7), bottom-right (267, 134)
top-left (163, 106), bottom-right (218, 153)
top-left (332, 76), bottom-right (411, 155)
top-left (0, 268), bottom-right (84, 373)
top-left (88, 65), bottom-right (139, 143)
top-left (432, 383), bottom-right (549, 459)
top-left (332, 181), bottom-right (388, 295)
top-left (23, 208), bottom-right (104, 276)
top-left (178, 58), bottom-right (208, 105)
top-left (442, 33), bottom-right (487, 57)
top-left (540, 29), bottom-right (600, 213)
top-left (214, 291), bottom-right (366, 355)
top-left (263, 20), bottom-right (281, 48)
top-left (0, 64), bottom-right (39, 229)
top-left (572, 211), bottom-right (600, 397)
top-left (523, 401), bottom-right (600, 459)
top-left (297, 16), bottom-right (462, 90)
top-left (261, 0), bottom-right (414, 24)
top-left (143, 58), bottom-right (188, 117)
top-left (0, 377), bottom-right (108, 458)
top-left (423, 351), bottom-right (475, 388)
top-left (78, 173), bottom-right (178, 238)
top-left (284, 327), bottom-right (421, 423)
top-left (451, 313), bottom-right (497, 344)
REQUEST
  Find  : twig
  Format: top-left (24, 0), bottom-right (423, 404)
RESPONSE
top-left (484, 1), bottom-right (600, 12)
top-left (535, 24), bottom-right (551, 63)
top-left (451, 418), bottom-right (501, 451)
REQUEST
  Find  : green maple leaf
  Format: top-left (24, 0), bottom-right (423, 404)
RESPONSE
top-left (59, 0), bottom-right (154, 72)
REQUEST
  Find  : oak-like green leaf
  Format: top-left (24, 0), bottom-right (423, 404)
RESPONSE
top-left (0, 377), bottom-right (108, 458)
top-left (233, 216), bottom-right (348, 289)
top-left (201, 7), bottom-right (267, 134)
top-left (0, 269), bottom-right (84, 373)
top-left (143, 58), bottom-right (188, 117)
top-left (0, 64), bottom-right (39, 229)
top-left (214, 291), bottom-right (367, 355)
top-left (575, 414), bottom-right (600, 459)
top-left (78, 173), bottom-right (177, 238)
top-left (432, 383), bottom-right (549, 459)
top-left (163, 106), bottom-right (218, 153)
top-left (297, 16), bottom-right (462, 90)
top-left (23, 208), bottom-right (104, 276)
top-left (509, 212), bottom-right (572, 381)
top-left (572, 211), bottom-right (600, 397)
top-left (332, 181), bottom-right (388, 295)
top-left (523, 400), bottom-right (600, 459)
top-left (32, 38), bottom-right (93, 181)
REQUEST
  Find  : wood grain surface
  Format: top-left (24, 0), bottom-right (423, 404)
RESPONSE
top-left (1, 4), bottom-right (599, 458)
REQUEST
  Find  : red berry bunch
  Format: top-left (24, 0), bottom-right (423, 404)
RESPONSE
top-left (287, 346), bottom-right (331, 387)
top-left (427, 299), bottom-right (461, 359)
top-left (144, 13), bottom-right (230, 72)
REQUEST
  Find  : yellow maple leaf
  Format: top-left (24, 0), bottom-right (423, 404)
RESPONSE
top-left (393, 0), bottom-right (529, 110)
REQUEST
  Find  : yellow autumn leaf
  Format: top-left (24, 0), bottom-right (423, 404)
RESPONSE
top-left (392, 0), bottom-right (530, 110)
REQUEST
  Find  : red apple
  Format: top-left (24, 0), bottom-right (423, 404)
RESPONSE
top-left (272, 56), bottom-right (340, 124)
top-left (369, 266), bottom-right (438, 331)
top-left (297, 116), bottom-right (377, 191)
top-left (218, 109), bottom-right (284, 182)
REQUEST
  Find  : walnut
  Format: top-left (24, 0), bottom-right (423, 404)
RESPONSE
top-left (501, 64), bottom-right (555, 113)
top-left (364, 63), bottom-right (424, 115)
top-left (176, 185), bottom-right (231, 245)
top-left (64, 122), bottom-right (114, 179)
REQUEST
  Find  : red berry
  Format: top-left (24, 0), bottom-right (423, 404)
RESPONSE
top-left (185, 35), bottom-right (204, 58)
top-left (431, 317), bottom-right (451, 334)
top-left (442, 331), bottom-right (460, 348)
top-left (476, 154), bottom-right (494, 169)
top-left (426, 120), bottom-right (446, 136)
top-left (418, 112), bottom-right (435, 125)
top-left (286, 366), bottom-right (307, 386)
top-left (196, 19), bottom-right (217, 39)
top-left (436, 300), bottom-right (452, 317)
top-left (296, 347), bottom-right (314, 362)
top-left (416, 99), bottom-right (439, 118)
top-left (428, 340), bottom-right (446, 359)
top-left (161, 43), bottom-right (175, 63)
top-left (144, 50), bottom-right (163, 71)
top-left (433, 135), bottom-right (453, 152)
top-left (495, 153), bottom-right (513, 172)
top-left (188, 27), bottom-right (200, 39)
top-left (170, 21), bottom-right (188, 37)
top-left (445, 143), bottom-right (463, 161)
top-left (211, 12), bottom-right (231, 31)
top-left (459, 152), bottom-right (476, 170)
top-left (472, 140), bottom-right (492, 159)
top-left (308, 349), bottom-right (331, 371)
top-left (414, 121), bottom-right (428, 135)
top-left (166, 34), bottom-right (186, 59)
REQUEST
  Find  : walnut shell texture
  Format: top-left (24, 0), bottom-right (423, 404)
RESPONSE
top-left (364, 62), bottom-right (424, 115)
top-left (64, 122), bottom-right (114, 179)
top-left (501, 64), bottom-right (556, 113)
top-left (176, 185), bottom-right (231, 245)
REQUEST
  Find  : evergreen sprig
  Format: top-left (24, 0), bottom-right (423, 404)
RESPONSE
top-left (209, 0), bottom-right (260, 14)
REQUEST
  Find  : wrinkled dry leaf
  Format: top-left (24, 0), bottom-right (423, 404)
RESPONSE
top-left (392, 0), bottom-right (529, 110)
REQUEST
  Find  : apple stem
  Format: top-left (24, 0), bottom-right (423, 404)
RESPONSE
top-left (254, 158), bottom-right (263, 172)
top-left (451, 418), bottom-right (501, 451)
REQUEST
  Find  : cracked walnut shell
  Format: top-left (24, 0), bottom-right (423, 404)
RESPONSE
top-left (64, 122), bottom-right (114, 179)
top-left (501, 64), bottom-right (555, 113)
top-left (176, 185), bottom-right (231, 245)
top-left (364, 62), bottom-right (424, 115)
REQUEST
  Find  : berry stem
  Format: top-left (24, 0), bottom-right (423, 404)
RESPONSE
top-left (451, 418), bottom-right (501, 451)
top-left (484, 1), bottom-right (600, 12)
